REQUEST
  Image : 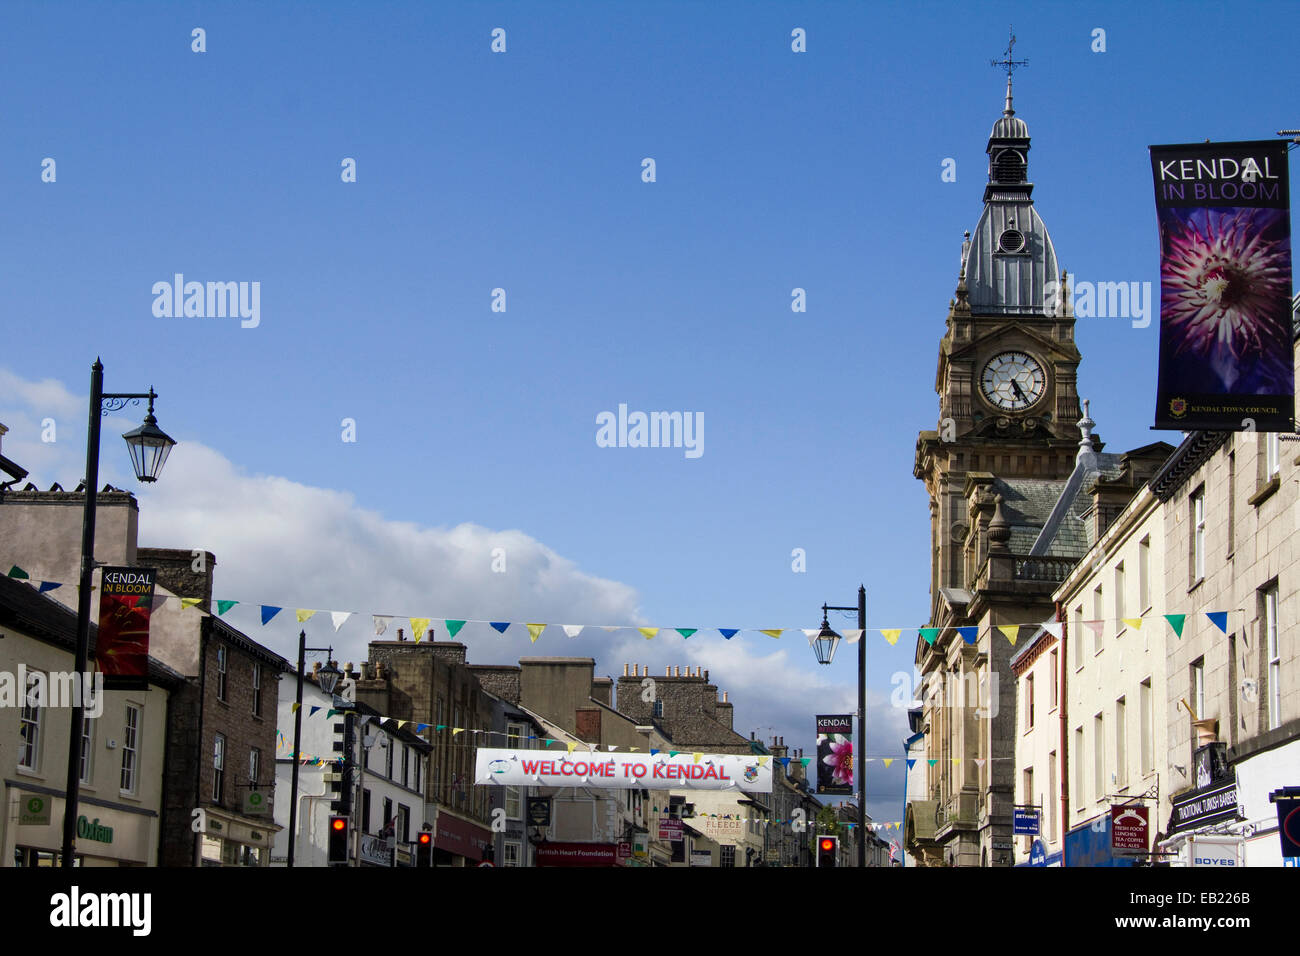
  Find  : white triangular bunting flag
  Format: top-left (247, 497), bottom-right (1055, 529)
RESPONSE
top-left (330, 611), bottom-right (352, 632)
top-left (1041, 620), bottom-right (1063, 639)
top-left (843, 629), bottom-right (864, 643)
top-left (802, 628), bottom-right (820, 645)
top-left (562, 625), bottom-right (583, 638)
top-left (373, 615), bottom-right (392, 636)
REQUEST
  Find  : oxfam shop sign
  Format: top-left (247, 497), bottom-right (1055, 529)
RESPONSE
top-left (76, 816), bottom-right (114, 844)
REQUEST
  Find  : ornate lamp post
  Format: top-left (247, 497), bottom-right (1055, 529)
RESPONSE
top-left (812, 585), bottom-right (867, 868)
top-left (63, 359), bottom-right (175, 867)
top-left (288, 633), bottom-right (340, 866)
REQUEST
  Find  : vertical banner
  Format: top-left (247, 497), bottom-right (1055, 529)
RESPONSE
top-left (1150, 140), bottom-right (1293, 431)
top-left (95, 567), bottom-right (156, 690)
top-left (815, 715), bottom-right (853, 795)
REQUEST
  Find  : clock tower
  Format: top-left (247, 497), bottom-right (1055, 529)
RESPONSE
top-left (914, 74), bottom-right (1099, 620)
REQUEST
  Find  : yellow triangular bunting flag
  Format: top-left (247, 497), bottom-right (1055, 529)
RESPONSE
top-left (998, 624), bottom-right (1019, 645)
top-left (759, 629), bottom-right (783, 639)
top-left (1123, 617), bottom-right (1144, 630)
top-left (526, 623), bottom-right (546, 643)
top-left (693, 752), bottom-right (702, 763)
top-left (757, 757), bottom-right (769, 766)
top-left (296, 609), bottom-right (316, 623)
top-left (567, 742), bottom-right (578, 753)
top-left (291, 702), bottom-right (301, 713)
top-left (180, 597), bottom-right (202, 611)
top-left (452, 728), bottom-right (464, 736)
top-left (883, 758), bottom-right (894, 768)
top-left (880, 629), bottom-right (902, 645)
top-left (637, 627), bottom-right (659, 641)
top-left (410, 618), bottom-right (430, 641)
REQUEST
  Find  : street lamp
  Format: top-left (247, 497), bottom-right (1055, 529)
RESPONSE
top-left (63, 359), bottom-right (175, 868)
top-left (288, 632), bottom-right (339, 867)
top-left (812, 585), bottom-right (867, 868)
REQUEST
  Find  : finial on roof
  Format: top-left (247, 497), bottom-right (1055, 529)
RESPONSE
top-left (1076, 398), bottom-right (1098, 469)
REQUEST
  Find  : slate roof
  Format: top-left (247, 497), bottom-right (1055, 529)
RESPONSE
top-left (993, 453), bottom-right (1124, 559)
top-left (0, 573), bottom-right (185, 687)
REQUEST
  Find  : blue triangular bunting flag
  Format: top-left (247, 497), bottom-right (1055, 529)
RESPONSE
top-left (1206, 611), bottom-right (1228, 633)
top-left (38, 581), bottom-right (61, 593)
top-left (261, 605), bottom-right (282, 625)
top-left (718, 628), bottom-right (738, 640)
top-left (957, 626), bottom-right (978, 644)
top-left (490, 622), bottom-right (510, 634)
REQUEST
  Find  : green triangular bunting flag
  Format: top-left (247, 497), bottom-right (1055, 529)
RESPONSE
top-left (445, 620), bottom-right (467, 638)
top-left (216, 600), bottom-right (238, 616)
top-left (1164, 613), bottom-right (1187, 638)
top-left (920, 627), bottom-right (940, 645)
top-left (8, 565), bottom-right (29, 579)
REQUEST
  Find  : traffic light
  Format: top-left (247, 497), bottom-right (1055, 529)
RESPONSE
top-left (817, 834), bottom-right (838, 867)
top-left (328, 815), bottom-right (349, 865)
top-left (416, 831), bottom-right (432, 867)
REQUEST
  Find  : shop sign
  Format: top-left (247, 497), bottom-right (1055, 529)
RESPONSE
top-left (690, 850), bottom-right (712, 867)
top-left (1170, 780), bottom-right (1239, 833)
top-left (360, 835), bottom-right (392, 867)
top-left (77, 816), bottom-right (114, 845)
top-left (1013, 808), bottom-right (1041, 835)
top-left (659, 818), bottom-right (683, 841)
top-left (19, 795), bottom-right (50, 826)
top-left (1190, 837), bottom-right (1239, 867)
top-left (243, 790), bottom-right (270, 815)
top-left (1110, 806), bottom-right (1149, 851)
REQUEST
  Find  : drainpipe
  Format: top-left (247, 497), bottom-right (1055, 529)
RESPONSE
top-left (1057, 601), bottom-right (1068, 868)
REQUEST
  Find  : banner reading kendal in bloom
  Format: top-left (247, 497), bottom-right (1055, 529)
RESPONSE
top-left (474, 748), bottom-right (772, 793)
top-left (1150, 140), bottom-right (1293, 431)
top-left (95, 567), bottom-right (157, 690)
top-left (816, 715), bottom-right (853, 795)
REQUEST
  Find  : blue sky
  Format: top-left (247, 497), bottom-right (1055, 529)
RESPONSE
top-left (2, 0), bottom-right (1297, 825)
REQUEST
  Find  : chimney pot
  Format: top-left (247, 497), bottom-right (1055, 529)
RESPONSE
top-left (623, 663), bottom-right (629, 677)
top-left (427, 628), bottom-right (435, 641)
top-left (397, 627), bottom-right (405, 641)
top-left (666, 666), bottom-right (671, 677)
top-left (311, 661), bottom-right (321, 677)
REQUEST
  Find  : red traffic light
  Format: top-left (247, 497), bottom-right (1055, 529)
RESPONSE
top-left (819, 837), bottom-right (835, 851)
top-left (331, 818), bottom-right (347, 831)
top-left (418, 832), bottom-right (432, 845)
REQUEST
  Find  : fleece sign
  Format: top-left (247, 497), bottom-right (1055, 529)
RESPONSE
top-left (475, 748), bottom-right (772, 793)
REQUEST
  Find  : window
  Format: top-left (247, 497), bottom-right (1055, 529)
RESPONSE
top-left (249, 747), bottom-right (260, 786)
top-left (1074, 727), bottom-right (1084, 812)
top-left (1073, 606), bottom-right (1083, 669)
top-left (401, 744), bottom-right (409, 788)
top-left (652, 700), bottom-right (664, 718)
top-left (1140, 679), bottom-right (1153, 774)
top-left (397, 804), bottom-right (409, 843)
top-left (1265, 583), bottom-right (1281, 730)
top-left (1049, 650), bottom-right (1059, 710)
top-left (18, 672), bottom-right (41, 772)
top-left (1139, 537), bottom-right (1151, 611)
top-left (216, 645), bottom-right (227, 702)
top-left (80, 717), bottom-right (94, 785)
top-left (1092, 585), bottom-right (1104, 653)
top-left (362, 788), bottom-right (372, 834)
top-left (385, 736), bottom-right (394, 779)
top-left (1093, 714), bottom-right (1105, 800)
top-left (1266, 432), bottom-right (1280, 479)
top-left (213, 733), bottom-right (226, 802)
top-left (1024, 673), bottom-right (1034, 731)
top-left (252, 663), bottom-right (262, 717)
top-left (1115, 698), bottom-right (1127, 789)
top-left (382, 797), bottom-right (393, 836)
top-left (1048, 751), bottom-right (1058, 840)
top-left (1192, 488), bottom-right (1206, 583)
top-left (1023, 766), bottom-right (1034, 809)
top-left (1191, 657), bottom-right (1206, 721)
top-left (504, 841), bottom-right (521, 867)
top-left (412, 753), bottom-right (422, 794)
top-left (121, 704), bottom-right (141, 793)
top-left (1115, 563), bottom-right (1126, 625)
top-left (719, 845), bottom-right (736, 868)
top-left (505, 785), bottom-right (522, 820)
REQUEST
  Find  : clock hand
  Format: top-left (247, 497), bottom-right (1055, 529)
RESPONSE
top-left (1011, 380), bottom-right (1027, 403)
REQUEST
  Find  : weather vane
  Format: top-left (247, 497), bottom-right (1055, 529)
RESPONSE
top-left (991, 27), bottom-right (1028, 81)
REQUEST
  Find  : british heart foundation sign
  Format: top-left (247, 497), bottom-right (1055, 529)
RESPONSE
top-left (1110, 805), bottom-right (1150, 852)
top-left (95, 567), bottom-right (157, 690)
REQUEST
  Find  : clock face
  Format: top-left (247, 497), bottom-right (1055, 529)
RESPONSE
top-left (981, 351), bottom-right (1046, 411)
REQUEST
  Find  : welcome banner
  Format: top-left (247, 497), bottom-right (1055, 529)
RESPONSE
top-left (95, 567), bottom-right (157, 690)
top-left (475, 748), bottom-right (772, 793)
top-left (1150, 140), bottom-right (1293, 431)
top-left (816, 715), bottom-right (854, 795)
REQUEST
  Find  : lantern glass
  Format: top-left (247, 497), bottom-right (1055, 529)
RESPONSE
top-left (121, 412), bottom-right (176, 483)
top-left (813, 620), bottom-right (841, 665)
top-left (317, 660), bottom-right (342, 696)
